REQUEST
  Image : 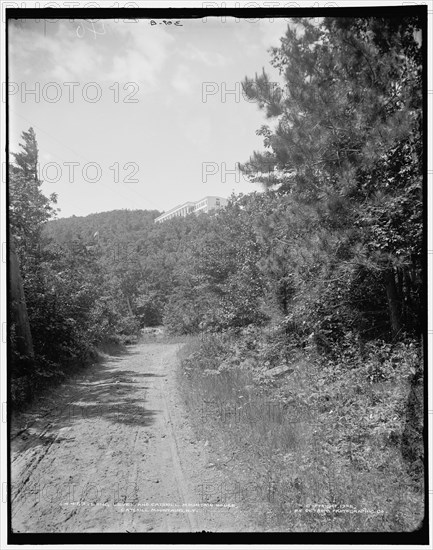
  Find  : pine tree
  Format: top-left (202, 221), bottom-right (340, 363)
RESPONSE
top-left (12, 127), bottom-right (39, 181)
top-left (10, 128), bottom-right (57, 257)
top-left (240, 15), bottom-right (423, 341)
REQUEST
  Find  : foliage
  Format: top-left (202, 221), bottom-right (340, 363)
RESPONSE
top-left (9, 130), bottom-right (144, 407)
top-left (240, 15), bottom-right (423, 341)
top-left (179, 330), bottom-right (423, 532)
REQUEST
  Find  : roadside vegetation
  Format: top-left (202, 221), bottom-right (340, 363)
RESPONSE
top-left (177, 330), bottom-right (423, 531)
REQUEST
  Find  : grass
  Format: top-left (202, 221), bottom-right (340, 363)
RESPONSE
top-left (176, 331), bottom-right (424, 532)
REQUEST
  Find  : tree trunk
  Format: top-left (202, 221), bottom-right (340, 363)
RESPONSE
top-left (9, 232), bottom-right (34, 372)
top-left (402, 268), bottom-right (413, 330)
top-left (126, 296), bottom-right (133, 316)
top-left (385, 269), bottom-right (401, 337)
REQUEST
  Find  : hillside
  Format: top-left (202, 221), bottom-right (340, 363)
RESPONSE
top-left (43, 209), bottom-right (161, 248)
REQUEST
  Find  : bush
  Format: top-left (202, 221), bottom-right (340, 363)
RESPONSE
top-left (163, 293), bottom-right (202, 335)
top-left (116, 314), bottom-right (141, 336)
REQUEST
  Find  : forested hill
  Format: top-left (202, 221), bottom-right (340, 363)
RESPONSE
top-left (40, 201), bottom-right (255, 333)
top-left (43, 209), bottom-right (161, 248)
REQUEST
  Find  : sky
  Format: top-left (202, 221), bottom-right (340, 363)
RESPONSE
top-left (8, 16), bottom-right (289, 218)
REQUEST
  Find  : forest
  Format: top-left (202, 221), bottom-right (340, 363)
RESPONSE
top-left (9, 15), bottom-right (424, 531)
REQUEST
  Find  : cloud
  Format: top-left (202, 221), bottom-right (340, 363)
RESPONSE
top-left (105, 22), bottom-right (175, 87)
top-left (9, 20), bottom-right (175, 90)
top-left (9, 21), bottom-right (105, 82)
top-left (181, 44), bottom-right (228, 67)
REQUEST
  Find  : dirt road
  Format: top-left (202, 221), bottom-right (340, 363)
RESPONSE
top-left (10, 342), bottom-right (253, 533)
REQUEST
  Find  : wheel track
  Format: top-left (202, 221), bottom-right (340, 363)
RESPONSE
top-left (159, 375), bottom-right (198, 531)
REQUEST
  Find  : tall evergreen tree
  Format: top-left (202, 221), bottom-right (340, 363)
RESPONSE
top-left (12, 127), bottom-right (39, 181)
top-left (240, 16), bottom-right (423, 341)
top-left (10, 127), bottom-right (57, 256)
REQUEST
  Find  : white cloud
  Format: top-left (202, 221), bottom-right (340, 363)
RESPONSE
top-left (9, 20), bottom-right (175, 90)
top-left (181, 44), bottom-right (228, 67)
top-left (105, 22), bottom-right (175, 87)
top-left (9, 21), bottom-right (104, 82)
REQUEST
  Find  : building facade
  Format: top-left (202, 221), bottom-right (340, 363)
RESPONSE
top-left (154, 196), bottom-right (228, 223)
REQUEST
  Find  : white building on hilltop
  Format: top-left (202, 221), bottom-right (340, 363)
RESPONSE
top-left (154, 196), bottom-right (228, 224)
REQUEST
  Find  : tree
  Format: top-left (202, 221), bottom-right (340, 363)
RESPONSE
top-left (9, 128), bottom-right (57, 385)
top-left (240, 16), bottom-right (423, 341)
top-left (10, 128), bottom-right (57, 259)
top-left (9, 230), bottom-right (34, 378)
top-left (12, 127), bottom-right (39, 181)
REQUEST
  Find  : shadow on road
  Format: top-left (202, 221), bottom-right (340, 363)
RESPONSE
top-left (11, 344), bottom-right (163, 452)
